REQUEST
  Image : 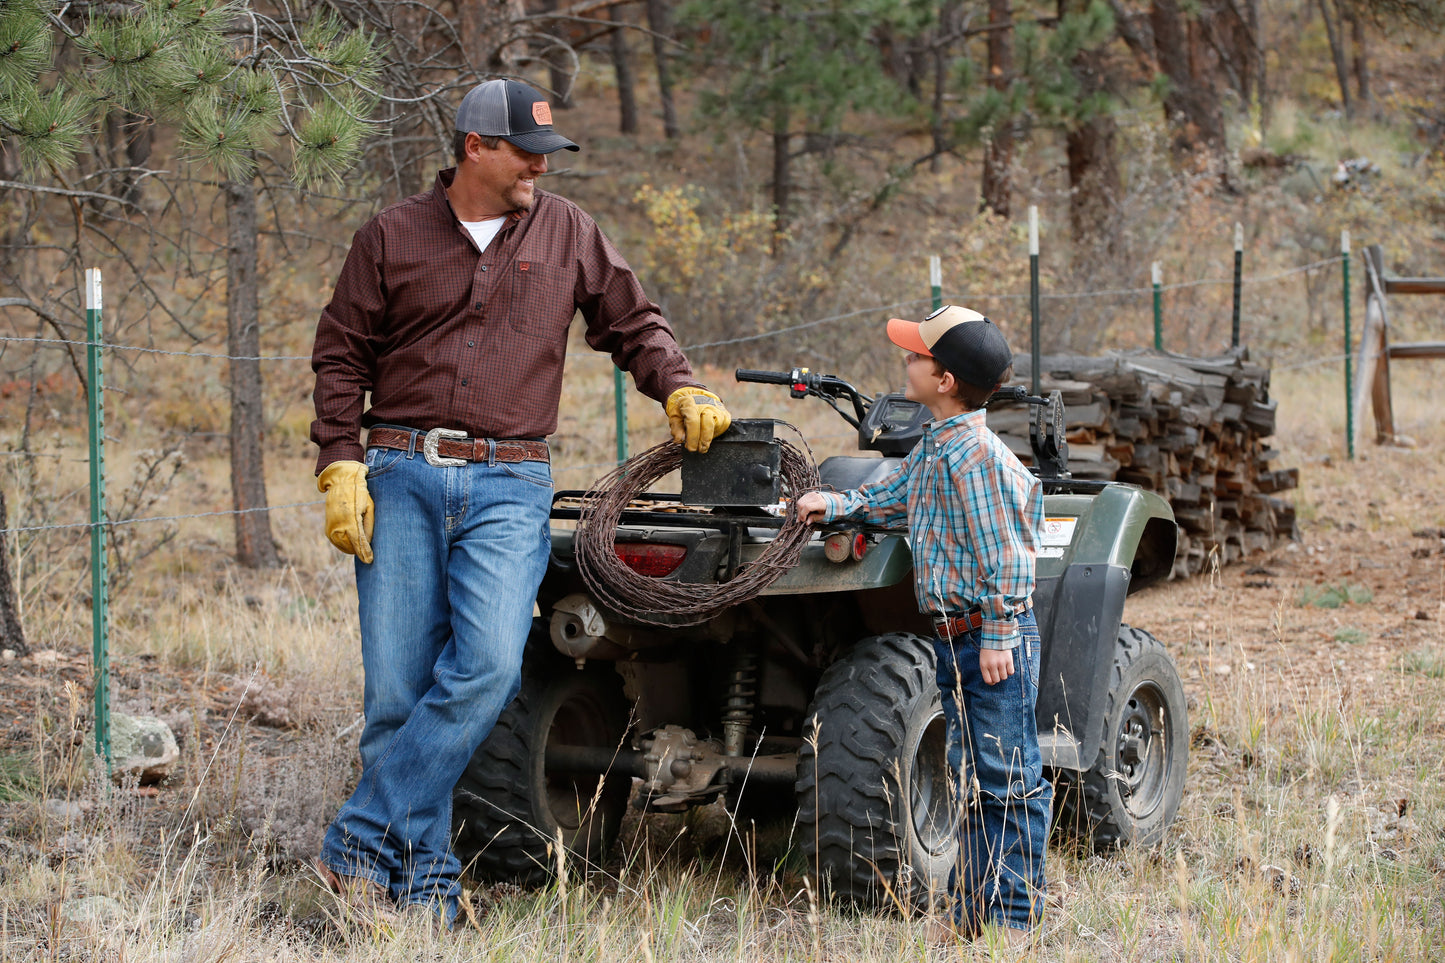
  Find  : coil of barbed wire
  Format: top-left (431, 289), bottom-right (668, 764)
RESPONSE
top-left (573, 424), bottom-right (820, 627)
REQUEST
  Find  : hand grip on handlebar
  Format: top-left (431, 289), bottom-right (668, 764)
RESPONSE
top-left (734, 368), bottom-right (795, 386)
top-left (735, 367), bottom-right (818, 398)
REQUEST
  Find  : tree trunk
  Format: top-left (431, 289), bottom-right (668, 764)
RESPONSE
top-left (771, 100), bottom-right (792, 251)
top-left (1150, 0), bottom-right (1226, 156)
top-left (0, 485), bottom-right (27, 658)
top-left (980, 0), bottom-right (1014, 217)
top-left (1064, 16), bottom-right (1120, 247)
top-left (223, 178), bottom-right (281, 570)
top-left (1246, 0), bottom-right (1267, 129)
top-left (610, 4), bottom-right (639, 135)
top-left (929, 2), bottom-right (960, 173)
top-left (541, 0), bottom-right (576, 108)
top-left (1066, 115), bottom-right (1120, 247)
top-left (645, 0), bottom-right (680, 138)
top-left (1316, 0), bottom-right (1353, 117)
top-left (1349, 10), bottom-right (1369, 112)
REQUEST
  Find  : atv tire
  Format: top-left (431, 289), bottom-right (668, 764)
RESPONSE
top-left (452, 664), bottom-right (631, 883)
top-left (796, 633), bottom-right (955, 911)
top-left (1052, 625), bottom-right (1187, 852)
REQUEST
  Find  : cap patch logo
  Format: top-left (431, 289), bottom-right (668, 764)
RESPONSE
top-left (532, 102), bottom-right (553, 126)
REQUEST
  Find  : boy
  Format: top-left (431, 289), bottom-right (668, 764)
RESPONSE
top-left (794, 305), bottom-right (1047, 946)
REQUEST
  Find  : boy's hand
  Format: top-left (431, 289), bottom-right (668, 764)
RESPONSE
top-left (979, 647), bottom-right (1016, 686)
top-left (794, 492), bottom-right (828, 526)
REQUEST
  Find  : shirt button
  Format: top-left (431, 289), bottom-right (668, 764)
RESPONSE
top-left (481, 265), bottom-right (488, 272)
top-left (468, 341), bottom-right (474, 347)
top-left (461, 379), bottom-right (468, 386)
top-left (474, 302), bottom-right (483, 310)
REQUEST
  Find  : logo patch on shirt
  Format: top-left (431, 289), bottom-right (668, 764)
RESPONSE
top-left (518, 262), bottom-right (530, 272)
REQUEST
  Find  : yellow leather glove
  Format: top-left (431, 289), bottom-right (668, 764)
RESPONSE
top-left (317, 460), bottom-right (374, 564)
top-left (666, 386), bottom-right (732, 453)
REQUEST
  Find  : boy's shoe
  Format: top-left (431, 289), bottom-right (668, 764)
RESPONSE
top-left (923, 915), bottom-right (973, 946)
top-left (313, 858), bottom-right (398, 929)
top-left (925, 917), bottom-right (1034, 952)
top-left (400, 901), bottom-right (454, 940)
top-left (976, 923), bottom-right (1034, 954)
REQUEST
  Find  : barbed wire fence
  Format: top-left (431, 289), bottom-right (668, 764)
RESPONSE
top-left (1, 243), bottom-right (1358, 543)
top-left (0, 222), bottom-right (1367, 761)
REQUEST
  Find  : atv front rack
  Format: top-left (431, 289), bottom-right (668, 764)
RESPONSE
top-left (551, 490), bottom-right (788, 531)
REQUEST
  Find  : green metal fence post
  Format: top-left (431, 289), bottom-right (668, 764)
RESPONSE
top-left (929, 255), bottom-right (942, 312)
top-left (1342, 230), bottom-right (1353, 461)
top-left (1231, 222), bottom-right (1243, 349)
top-left (1028, 206), bottom-right (1040, 395)
top-left (1152, 261), bottom-right (1163, 351)
top-left (85, 268), bottom-right (111, 769)
top-left (613, 367), bottom-right (629, 464)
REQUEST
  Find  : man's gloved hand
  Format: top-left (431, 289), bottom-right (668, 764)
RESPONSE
top-left (665, 386), bottom-right (732, 453)
top-left (317, 461), bottom-right (374, 564)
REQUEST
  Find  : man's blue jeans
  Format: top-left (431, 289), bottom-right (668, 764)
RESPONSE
top-left (932, 610), bottom-right (1051, 933)
top-left (318, 439), bottom-right (552, 922)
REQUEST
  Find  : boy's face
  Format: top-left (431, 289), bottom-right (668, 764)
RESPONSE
top-left (903, 351), bottom-right (942, 404)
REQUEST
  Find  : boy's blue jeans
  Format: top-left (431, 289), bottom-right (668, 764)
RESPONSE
top-left (318, 442), bottom-right (553, 924)
top-left (932, 610), bottom-right (1051, 933)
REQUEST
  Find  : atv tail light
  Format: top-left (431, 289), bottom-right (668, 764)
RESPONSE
top-left (613, 543), bottom-right (688, 578)
top-left (823, 531), bottom-right (869, 563)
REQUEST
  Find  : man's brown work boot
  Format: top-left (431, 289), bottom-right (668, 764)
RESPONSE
top-left (313, 858), bottom-right (398, 930)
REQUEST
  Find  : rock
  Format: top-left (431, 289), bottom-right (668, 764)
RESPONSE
top-left (110, 713), bottom-right (180, 785)
top-left (61, 895), bottom-right (125, 927)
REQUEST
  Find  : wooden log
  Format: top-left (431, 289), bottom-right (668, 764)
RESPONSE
top-left (995, 348), bottom-right (1295, 577)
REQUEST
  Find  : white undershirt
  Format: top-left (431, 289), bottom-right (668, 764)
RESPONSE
top-left (460, 217), bottom-right (505, 253)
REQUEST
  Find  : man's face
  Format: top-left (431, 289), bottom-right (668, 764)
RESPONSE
top-left (470, 136), bottom-right (548, 215)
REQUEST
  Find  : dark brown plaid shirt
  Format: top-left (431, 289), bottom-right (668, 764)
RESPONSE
top-left (311, 168), bottom-right (697, 471)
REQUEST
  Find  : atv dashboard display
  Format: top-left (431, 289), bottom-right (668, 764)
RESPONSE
top-left (858, 393), bottom-right (928, 457)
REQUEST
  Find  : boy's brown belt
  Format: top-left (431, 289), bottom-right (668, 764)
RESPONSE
top-left (367, 427), bottom-right (550, 465)
top-left (932, 609), bottom-right (984, 636)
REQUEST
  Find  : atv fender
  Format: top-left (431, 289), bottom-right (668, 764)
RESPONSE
top-left (1034, 484), bottom-right (1178, 770)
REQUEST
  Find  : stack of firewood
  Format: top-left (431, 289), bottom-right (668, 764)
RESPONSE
top-left (989, 350), bottom-right (1299, 578)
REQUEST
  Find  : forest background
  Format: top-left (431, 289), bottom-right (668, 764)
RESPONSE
top-left (1, 0), bottom-right (1444, 959)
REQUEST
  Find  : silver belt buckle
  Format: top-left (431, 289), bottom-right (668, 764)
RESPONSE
top-left (423, 427), bottom-right (467, 467)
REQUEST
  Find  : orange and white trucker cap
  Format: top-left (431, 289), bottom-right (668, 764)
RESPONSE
top-left (886, 305), bottom-right (1014, 389)
top-left (455, 80), bottom-right (579, 154)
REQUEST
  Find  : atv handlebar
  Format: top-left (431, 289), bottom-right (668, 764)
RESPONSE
top-left (734, 367), bottom-right (872, 427)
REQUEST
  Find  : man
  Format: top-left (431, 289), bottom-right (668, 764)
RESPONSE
top-left (309, 78), bottom-right (730, 928)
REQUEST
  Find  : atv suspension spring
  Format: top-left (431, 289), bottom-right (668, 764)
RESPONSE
top-left (722, 647), bottom-right (760, 757)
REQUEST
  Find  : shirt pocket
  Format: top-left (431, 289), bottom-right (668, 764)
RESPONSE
top-left (506, 261), bottom-right (576, 342)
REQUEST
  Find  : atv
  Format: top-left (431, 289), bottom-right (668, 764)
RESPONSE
top-left (451, 367), bottom-right (1188, 908)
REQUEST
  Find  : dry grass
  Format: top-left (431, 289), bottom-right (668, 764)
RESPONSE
top-left (1, 367), bottom-right (1442, 962)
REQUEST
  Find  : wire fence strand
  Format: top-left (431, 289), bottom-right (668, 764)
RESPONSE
top-left (0, 252), bottom-right (1358, 539)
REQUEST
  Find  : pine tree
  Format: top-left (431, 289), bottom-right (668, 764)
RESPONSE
top-left (678, 0), bottom-right (932, 246)
top-left (1, 0), bottom-right (379, 189)
top-left (1, 0), bottom-right (383, 575)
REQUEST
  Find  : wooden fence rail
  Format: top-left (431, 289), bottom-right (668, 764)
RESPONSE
top-left (1351, 244), bottom-right (1445, 448)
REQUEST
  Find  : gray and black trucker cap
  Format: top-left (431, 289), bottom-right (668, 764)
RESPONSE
top-left (455, 80), bottom-right (579, 154)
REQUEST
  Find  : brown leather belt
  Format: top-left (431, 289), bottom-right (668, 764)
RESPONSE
top-left (367, 426), bottom-right (550, 466)
top-left (932, 609), bottom-right (984, 637)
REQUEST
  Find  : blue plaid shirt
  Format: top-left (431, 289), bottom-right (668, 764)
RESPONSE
top-left (815, 409), bottom-right (1042, 649)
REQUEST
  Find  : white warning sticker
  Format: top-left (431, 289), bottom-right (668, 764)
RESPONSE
top-left (1040, 517), bottom-right (1077, 548)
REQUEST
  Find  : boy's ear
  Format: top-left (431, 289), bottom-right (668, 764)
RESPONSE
top-left (936, 369), bottom-right (957, 396)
